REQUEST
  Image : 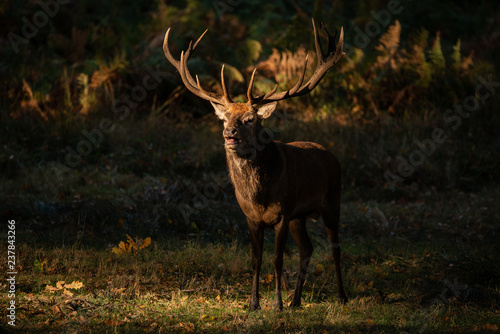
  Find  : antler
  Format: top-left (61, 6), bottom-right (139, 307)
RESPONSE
top-left (163, 28), bottom-right (233, 105)
top-left (164, 20), bottom-right (343, 107)
top-left (247, 19), bottom-right (344, 106)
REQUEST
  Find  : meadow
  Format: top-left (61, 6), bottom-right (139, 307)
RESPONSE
top-left (1, 0), bottom-right (499, 332)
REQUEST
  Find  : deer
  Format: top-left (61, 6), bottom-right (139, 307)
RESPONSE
top-left (163, 19), bottom-right (347, 310)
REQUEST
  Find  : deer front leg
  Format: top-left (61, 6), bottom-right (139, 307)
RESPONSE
top-left (273, 218), bottom-right (289, 311)
top-left (248, 220), bottom-right (264, 310)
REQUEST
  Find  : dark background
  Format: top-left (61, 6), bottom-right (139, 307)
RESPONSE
top-left (1, 0), bottom-right (500, 332)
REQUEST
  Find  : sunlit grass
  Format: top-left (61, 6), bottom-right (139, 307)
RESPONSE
top-left (2, 0), bottom-right (500, 332)
top-left (1, 186), bottom-right (499, 332)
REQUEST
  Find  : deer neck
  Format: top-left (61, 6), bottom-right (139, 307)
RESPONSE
top-left (226, 140), bottom-right (280, 201)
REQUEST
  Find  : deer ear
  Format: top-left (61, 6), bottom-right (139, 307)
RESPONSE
top-left (256, 102), bottom-right (277, 119)
top-left (210, 102), bottom-right (226, 120)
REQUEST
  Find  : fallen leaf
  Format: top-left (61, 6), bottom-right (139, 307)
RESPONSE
top-left (51, 305), bottom-right (62, 314)
top-left (263, 274), bottom-right (274, 284)
top-left (126, 234), bottom-right (138, 251)
top-left (24, 293), bottom-right (35, 302)
top-left (39, 319), bottom-right (52, 326)
top-left (65, 281), bottom-right (84, 289)
top-left (112, 287), bottom-right (126, 294)
top-left (45, 285), bottom-right (59, 293)
top-left (63, 289), bottom-right (74, 297)
top-left (139, 237), bottom-right (151, 249)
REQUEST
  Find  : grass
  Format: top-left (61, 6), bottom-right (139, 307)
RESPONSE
top-left (1, 184), bottom-right (499, 332)
top-left (1, 99), bottom-right (499, 332)
top-left (2, 0), bottom-right (500, 332)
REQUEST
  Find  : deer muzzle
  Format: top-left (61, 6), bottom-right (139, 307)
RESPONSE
top-left (224, 128), bottom-right (241, 148)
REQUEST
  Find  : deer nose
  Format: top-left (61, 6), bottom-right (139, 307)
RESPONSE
top-left (224, 127), bottom-right (238, 137)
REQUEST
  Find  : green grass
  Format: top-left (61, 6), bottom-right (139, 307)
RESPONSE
top-left (1, 97), bottom-right (499, 332)
top-left (2, 0), bottom-right (500, 332)
top-left (1, 186), bottom-right (499, 333)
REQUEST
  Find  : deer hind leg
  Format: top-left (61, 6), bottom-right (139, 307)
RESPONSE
top-left (289, 217), bottom-right (313, 308)
top-left (322, 199), bottom-right (348, 304)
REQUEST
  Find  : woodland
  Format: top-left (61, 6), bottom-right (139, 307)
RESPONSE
top-left (1, 0), bottom-right (499, 332)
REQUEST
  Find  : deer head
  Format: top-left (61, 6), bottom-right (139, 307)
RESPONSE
top-left (210, 100), bottom-right (277, 156)
top-left (163, 20), bottom-right (344, 156)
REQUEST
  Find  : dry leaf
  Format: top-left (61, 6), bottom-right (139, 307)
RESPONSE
top-left (65, 281), bottom-right (84, 289)
top-left (112, 235), bottom-right (152, 254)
top-left (45, 285), bottom-right (59, 293)
top-left (51, 305), bottom-right (62, 314)
top-left (112, 287), bottom-right (126, 294)
top-left (139, 237), bottom-right (151, 249)
top-left (178, 322), bottom-right (194, 332)
top-left (126, 234), bottom-right (137, 251)
top-left (63, 289), bottom-right (74, 297)
top-left (40, 319), bottom-right (52, 326)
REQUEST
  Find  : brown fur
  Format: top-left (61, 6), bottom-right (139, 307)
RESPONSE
top-left (218, 103), bottom-right (348, 310)
top-left (163, 19), bottom-right (347, 311)
top-left (227, 103), bottom-right (250, 115)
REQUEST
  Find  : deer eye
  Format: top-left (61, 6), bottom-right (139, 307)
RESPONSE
top-left (243, 118), bottom-right (254, 125)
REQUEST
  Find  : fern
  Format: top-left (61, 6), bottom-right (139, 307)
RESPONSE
top-left (451, 39), bottom-right (461, 71)
top-left (375, 20), bottom-right (401, 53)
top-left (375, 20), bottom-right (401, 69)
top-left (415, 46), bottom-right (432, 87)
top-left (221, 63), bottom-right (245, 83)
top-left (246, 39), bottom-right (263, 64)
top-left (343, 48), bottom-right (364, 71)
top-left (412, 28), bottom-right (429, 49)
top-left (451, 39), bottom-right (474, 72)
top-left (252, 47), bottom-right (313, 86)
top-left (461, 51), bottom-right (474, 71)
top-left (428, 32), bottom-right (446, 72)
top-left (77, 73), bottom-right (92, 115)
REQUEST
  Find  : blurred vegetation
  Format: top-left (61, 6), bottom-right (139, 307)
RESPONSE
top-left (1, 1), bottom-right (500, 332)
top-left (1, 0), bottom-right (499, 236)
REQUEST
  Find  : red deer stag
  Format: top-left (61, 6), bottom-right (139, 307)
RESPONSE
top-left (163, 19), bottom-right (347, 310)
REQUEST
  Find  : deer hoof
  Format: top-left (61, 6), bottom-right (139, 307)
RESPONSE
top-left (249, 303), bottom-right (260, 311)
